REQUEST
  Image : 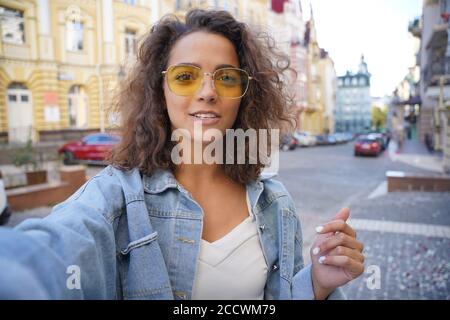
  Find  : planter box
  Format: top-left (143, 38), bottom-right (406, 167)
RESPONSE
top-left (6, 166), bottom-right (87, 211)
top-left (26, 170), bottom-right (48, 186)
top-left (386, 170), bottom-right (450, 192)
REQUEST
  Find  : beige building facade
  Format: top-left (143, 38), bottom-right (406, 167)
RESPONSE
top-left (0, 0), bottom-right (270, 143)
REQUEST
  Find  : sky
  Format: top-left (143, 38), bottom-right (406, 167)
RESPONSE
top-left (303, 0), bottom-right (422, 97)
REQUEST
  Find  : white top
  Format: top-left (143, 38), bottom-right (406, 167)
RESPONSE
top-left (191, 191), bottom-right (268, 300)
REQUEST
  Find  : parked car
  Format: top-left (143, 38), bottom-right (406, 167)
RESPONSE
top-left (293, 131), bottom-right (316, 147)
top-left (315, 134), bottom-right (329, 146)
top-left (58, 133), bottom-right (121, 165)
top-left (280, 134), bottom-right (298, 151)
top-left (333, 133), bottom-right (351, 144)
top-left (327, 135), bottom-right (337, 145)
top-left (0, 170), bottom-right (12, 226)
top-left (354, 136), bottom-right (382, 157)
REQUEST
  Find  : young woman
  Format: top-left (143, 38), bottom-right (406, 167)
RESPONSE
top-left (0, 9), bottom-right (364, 300)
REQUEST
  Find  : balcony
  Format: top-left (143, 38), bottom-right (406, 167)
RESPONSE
top-left (424, 57), bottom-right (450, 88)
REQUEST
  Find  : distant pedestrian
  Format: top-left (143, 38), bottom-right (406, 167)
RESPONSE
top-left (425, 132), bottom-right (434, 153)
top-left (385, 130), bottom-right (391, 148)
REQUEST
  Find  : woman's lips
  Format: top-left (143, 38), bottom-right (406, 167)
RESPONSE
top-left (189, 114), bottom-right (221, 125)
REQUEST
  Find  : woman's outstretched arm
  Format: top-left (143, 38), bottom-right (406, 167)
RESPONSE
top-left (0, 169), bottom-right (124, 299)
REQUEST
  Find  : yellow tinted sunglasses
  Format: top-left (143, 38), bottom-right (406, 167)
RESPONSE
top-left (162, 65), bottom-right (253, 99)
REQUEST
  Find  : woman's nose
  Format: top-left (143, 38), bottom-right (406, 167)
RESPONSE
top-left (196, 73), bottom-right (218, 102)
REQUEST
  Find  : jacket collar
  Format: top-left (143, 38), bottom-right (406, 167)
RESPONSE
top-left (142, 169), bottom-right (180, 194)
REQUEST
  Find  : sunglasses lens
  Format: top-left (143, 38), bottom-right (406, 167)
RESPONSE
top-left (214, 68), bottom-right (249, 98)
top-left (166, 66), bottom-right (201, 96)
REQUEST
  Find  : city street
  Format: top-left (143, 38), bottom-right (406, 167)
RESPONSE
top-left (5, 141), bottom-right (450, 300)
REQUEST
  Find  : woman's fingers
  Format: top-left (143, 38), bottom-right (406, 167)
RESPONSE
top-left (317, 255), bottom-right (365, 277)
top-left (327, 245), bottom-right (365, 263)
top-left (312, 232), bottom-right (364, 256)
top-left (316, 219), bottom-right (357, 238)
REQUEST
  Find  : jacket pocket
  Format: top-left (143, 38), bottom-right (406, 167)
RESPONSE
top-left (119, 231), bottom-right (158, 255)
top-left (118, 231), bottom-right (173, 299)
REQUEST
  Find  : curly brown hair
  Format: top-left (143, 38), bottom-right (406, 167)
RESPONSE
top-left (108, 9), bottom-right (295, 184)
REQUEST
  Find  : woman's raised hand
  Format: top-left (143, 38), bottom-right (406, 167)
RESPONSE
top-left (310, 207), bottom-right (365, 299)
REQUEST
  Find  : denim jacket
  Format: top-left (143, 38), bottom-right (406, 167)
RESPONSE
top-left (0, 166), bottom-right (345, 300)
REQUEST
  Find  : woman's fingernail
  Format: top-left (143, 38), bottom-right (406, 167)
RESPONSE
top-left (315, 226), bottom-right (324, 233)
top-left (312, 247), bottom-right (320, 255)
top-left (318, 256), bottom-right (326, 264)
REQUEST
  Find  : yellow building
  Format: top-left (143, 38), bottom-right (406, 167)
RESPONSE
top-left (301, 11), bottom-right (323, 135)
top-left (300, 7), bottom-right (335, 135)
top-left (172, 0), bottom-right (268, 26)
top-left (317, 50), bottom-right (336, 134)
top-left (0, 0), bottom-right (269, 144)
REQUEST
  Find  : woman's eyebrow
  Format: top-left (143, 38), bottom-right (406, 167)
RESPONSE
top-left (176, 62), bottom-right (238, 69)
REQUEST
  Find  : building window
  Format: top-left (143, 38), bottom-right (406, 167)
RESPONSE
top-left (66, 21), bottom-right (83, 51)
top-left (0, 6), bottom-right (25, 44)
top-left (124, 0), bottom-right (137, 5)
top-left (125, 29), bottom-right (137, 57)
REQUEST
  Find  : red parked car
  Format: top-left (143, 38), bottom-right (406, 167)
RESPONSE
top-left (58, 133), bottom-right (121, 165)
top-left (354, 136), bottom-right (382, 157)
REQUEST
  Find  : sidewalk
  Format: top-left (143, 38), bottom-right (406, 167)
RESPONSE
top-left (388, 138), bottom-right (446, 174)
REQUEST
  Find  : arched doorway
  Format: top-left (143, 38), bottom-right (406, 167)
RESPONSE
top-left (6, 82), bottom-right (33, 143)
top-left (67, 85), bottom-right (89, 128)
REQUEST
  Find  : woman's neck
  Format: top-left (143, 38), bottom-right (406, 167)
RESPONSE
top-left (173, 163), bottom-right (225, 191)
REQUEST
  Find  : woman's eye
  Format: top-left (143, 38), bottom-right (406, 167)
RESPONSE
top-left (218, 74), bottom-right (238, 84)
top-left (175, 72), bottom-right (194, 81)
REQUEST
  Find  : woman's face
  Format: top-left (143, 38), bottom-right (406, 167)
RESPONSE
top-left (163, 31), bottom-right (242, 142)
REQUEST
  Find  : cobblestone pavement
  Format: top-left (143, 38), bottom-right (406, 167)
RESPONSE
top-left (341, 232), bottom-right (450, 300)
top-left (336, 191), bottom-right (450, 299)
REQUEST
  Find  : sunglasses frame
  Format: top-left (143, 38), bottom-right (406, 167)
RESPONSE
top-left (161, 65), bottom-right (253, 99)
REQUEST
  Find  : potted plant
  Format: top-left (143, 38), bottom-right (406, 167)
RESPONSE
top-left (10, 139), bottom-right (47, 186)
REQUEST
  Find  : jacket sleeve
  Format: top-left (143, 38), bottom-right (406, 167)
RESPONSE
top-left (291, 204), bottom-right (347, 300)
top-left (0, 169), bottom-right (124, 299)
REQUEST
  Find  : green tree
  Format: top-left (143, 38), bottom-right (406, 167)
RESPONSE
top-left (371, 106), bottom-right (387, 131)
